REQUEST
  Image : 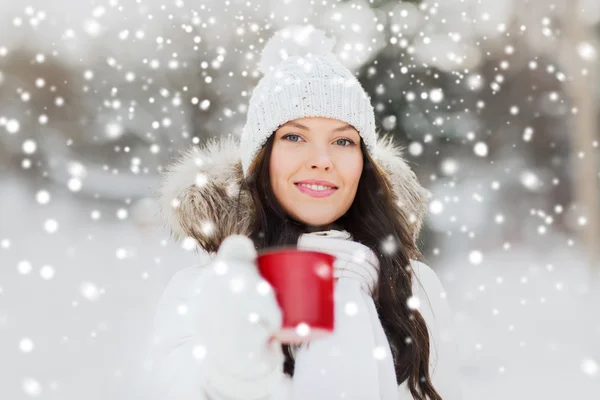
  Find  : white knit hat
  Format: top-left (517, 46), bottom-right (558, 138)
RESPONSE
top-left (240, 25), bottom-right (377, 177)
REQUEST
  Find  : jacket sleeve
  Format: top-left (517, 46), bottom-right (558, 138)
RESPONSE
top-left (149, 264), bottom-right (295, 400)
top-left (398, 261), bottom-right (464, 399)
top-left (149, 265), bottom-right (212, 399)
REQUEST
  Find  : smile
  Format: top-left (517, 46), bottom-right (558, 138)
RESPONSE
top-left (295, 183), bottom-right (338, 198)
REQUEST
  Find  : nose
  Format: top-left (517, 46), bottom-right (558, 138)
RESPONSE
top-left (308, 149), bottom-right (333, 171)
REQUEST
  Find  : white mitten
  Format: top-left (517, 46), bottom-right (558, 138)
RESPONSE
top-left (195, 235), bottom-right (285, 400)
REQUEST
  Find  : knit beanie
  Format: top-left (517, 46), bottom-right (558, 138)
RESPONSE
top-left (240, 25), bottom-right (377, 177)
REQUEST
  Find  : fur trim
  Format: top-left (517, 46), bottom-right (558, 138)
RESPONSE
top-left (156, 133), bottom-right (430, 253)
top-left (371, 134), bottom-right (430, 238)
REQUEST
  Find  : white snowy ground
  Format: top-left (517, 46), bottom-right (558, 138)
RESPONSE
top-left (0, 173), bottom-right (598, 399)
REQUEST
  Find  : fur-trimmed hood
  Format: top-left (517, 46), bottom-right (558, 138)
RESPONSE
top-left (156, 134), bottom-right (430, 253)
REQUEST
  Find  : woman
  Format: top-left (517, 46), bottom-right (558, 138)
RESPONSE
top-left (151, 26), bottom-right (460, 399)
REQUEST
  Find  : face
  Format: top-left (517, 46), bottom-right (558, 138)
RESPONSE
top-left (269, 117), bottom-right (363, 228)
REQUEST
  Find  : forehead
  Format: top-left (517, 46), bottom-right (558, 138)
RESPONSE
top-left (280, 117), bottom-right (359, 134)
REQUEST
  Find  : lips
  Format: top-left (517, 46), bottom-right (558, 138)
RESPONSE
top-left (295, 183), bottom-right (338, 198)
top-left (294, 180), bottom-right (338, 188)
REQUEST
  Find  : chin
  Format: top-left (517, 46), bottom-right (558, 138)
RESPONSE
top-left (292, 211), bottom-right (339, 228)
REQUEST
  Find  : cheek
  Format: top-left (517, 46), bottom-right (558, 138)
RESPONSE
top-left (343, 156), bottom-right (363, 189)
top-left (269, 145), bottom-right (294, 189)
top-left (268, 154), bottom-right (280, 191)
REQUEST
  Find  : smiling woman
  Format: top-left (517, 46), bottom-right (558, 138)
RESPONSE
top-left (269, 117), bottom-right (363, 228)
top-left (152, 25), bottom-right (460, 400)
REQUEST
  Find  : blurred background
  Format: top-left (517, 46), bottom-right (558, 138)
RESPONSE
top-left (0, 0), bottom-right (599, 398)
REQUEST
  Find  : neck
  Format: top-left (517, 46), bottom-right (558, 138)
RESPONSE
top-left (286, 217), bottom-right (345, 234)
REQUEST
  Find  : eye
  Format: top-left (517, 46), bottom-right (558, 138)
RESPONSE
top-left (282, 133), bottom-right (302, 142)
top-left (335, 138), bottom-right (355, 147)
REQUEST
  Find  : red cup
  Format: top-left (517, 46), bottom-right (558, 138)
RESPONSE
top-left (257, 248), bottom-right (336, 344)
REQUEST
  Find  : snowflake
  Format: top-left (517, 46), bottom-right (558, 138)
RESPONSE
top-left (372, 345), bottom-right (387, 360)
top-left (256, 280), bottom-right (272, 295)
top-left (344, 301), bottom-right (358, 316)
top-left (429, 200), bottom-right (443, 215)
top-left (193, 345), bottom-right (207, 360)
top-left (296, 322), bottom-right (311, 337)
top-left (6, 119), bottom-right (20, 134)
top-left (473, 142), bottom-right (488, 157)
top-left (181, 237), bottom-right (197, 251)
top-left (36, 190), bottom-right (50, 204)
top-left (44, 219), bottom-right (59, 234)
top-left (22, 377), bottom-right (42, 396)
top-left (581, 358), bottom-right (599, 377)
top-left (469, 250), bottom-right (483, 265)
top-left (213, 260), bottom-right (228, 275)
top-left (407, 296), bottom-right (421, 310)
top-left (39, 265), bottom-right (55, 280)
top-left (18, 261), bottom-right (33, 275)
top-left (20, 338), bottom-right (34, 353)
top-left (80, 282), bottom-right (101, 301)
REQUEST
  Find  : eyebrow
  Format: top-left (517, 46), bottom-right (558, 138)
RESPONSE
top-left (282, 121), bottom-right (355, 132)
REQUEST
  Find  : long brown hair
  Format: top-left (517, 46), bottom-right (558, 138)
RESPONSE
top-left (238, 133), bottom-right (441, 400)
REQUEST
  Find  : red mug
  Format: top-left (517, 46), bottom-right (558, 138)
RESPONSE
top-left (257, 248), bottom-right (336, 344)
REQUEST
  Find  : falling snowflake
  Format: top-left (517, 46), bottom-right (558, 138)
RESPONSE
top-left (35, 190), bottom-right (50, 204)
top-left (407, 296), bottom-right (421, 310)
top-left (577, 42), bottom-right (597, 60)
top-left (22, 140), bottom-right (37, 154)
top-left (68, 178), bottom-right (82, 192)
top-left (18, 260), bottom-right (33, 275)
top-left (213, 260), bottom-right (228, 275)
top-left (39, 265), bottom-right (55, 280)
top-left (473, 142), bottom-right (488, 157)
top-left (520, 171), bottom-right (541, 191)
top-left (170, 198), bottom-right (181, 209)
top-left (408, 142), bottom-right (423, 157)
top-left (429, 88), bottom-right (444, 103)
top-left (5, 118), bottom-right (20, 133)
top-left (440, 158), bottom-right (459, 176)
top-left (372, 345), bottom-right (387, 360)
top-left (314, 262), bottom-right (332, 279)
top-left (296, 322), bottom-right (311, 337)
top-left (177, 304), bottom-right (188, 315)
top-left (22, 377), bottom-right (42, 396)
top-left (193, 345), bottom-right (207, 360)
top-left (200, 99), bottom-right (211, 110)
top-left (344, 301), bottom-right (358, 316)
top-left (381, 235), bottom-right (398, 255)
top-left (522, 127), bottom-right (534, 142)
top-left (256, 280), bottom-right (272, 295)
top-left (80, 281), bottom-right (101, 301)
top-left (429, 200), bottom-right (444, 215)
top-left (195, 173), bottom-right (208, 187)
top-left (116, 208), bottom-right (128, 220)
top-left (469, 250), bottom-right (483, 265)
top-left (181, 237), bottom-right (197, 251)
top-left (248, 312), bottom-right (260, 323)
top-left (20, 338), bottom-right (34, 353)
top-left (115, 248), bottom-right (128, 259)
top-left (581, 358), bottom-right (599, 377)
top-left (201, 221), bottom-right (214, 236)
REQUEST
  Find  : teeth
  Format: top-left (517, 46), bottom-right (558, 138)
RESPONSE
top-left (298, 183), bottom-right (334, 191)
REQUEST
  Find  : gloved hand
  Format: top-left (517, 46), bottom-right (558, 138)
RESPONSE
top-left (195, 235), bottom-right (285, 400)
